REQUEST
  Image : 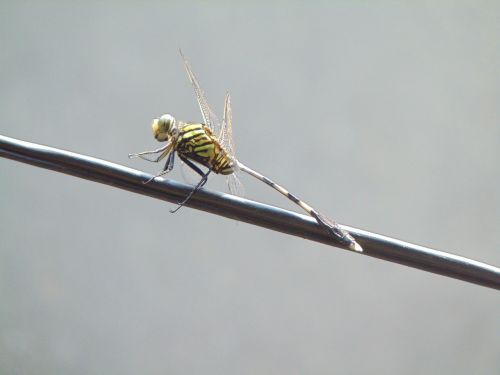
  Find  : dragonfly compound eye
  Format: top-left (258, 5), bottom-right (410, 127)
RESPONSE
top-left (152, 114), bottom-right (175, 142)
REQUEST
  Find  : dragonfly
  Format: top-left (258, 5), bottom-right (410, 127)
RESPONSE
top-left (129, 51), bottom-right (362, 252)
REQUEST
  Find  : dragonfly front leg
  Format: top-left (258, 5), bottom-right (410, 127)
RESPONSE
top-left (170, 156), bottom-right (211, 213)
top-left (128, 143), bottom-right (171, 162)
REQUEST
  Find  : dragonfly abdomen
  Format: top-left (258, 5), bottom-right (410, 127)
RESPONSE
top-left (176, 123), bottom-right (234, 175)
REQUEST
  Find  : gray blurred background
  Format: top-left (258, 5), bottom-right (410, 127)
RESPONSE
top-left (1, 2), bottom-right (498, 374)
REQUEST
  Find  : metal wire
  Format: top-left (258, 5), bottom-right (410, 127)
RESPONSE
top-left (1, 134), bottom-right (499, 290)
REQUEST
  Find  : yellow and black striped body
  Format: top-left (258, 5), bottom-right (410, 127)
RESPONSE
top-left (175, 123), bottom-right (234, 175)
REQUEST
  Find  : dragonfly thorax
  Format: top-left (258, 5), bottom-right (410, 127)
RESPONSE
top-left (152, 113), bottom-right (177, 142)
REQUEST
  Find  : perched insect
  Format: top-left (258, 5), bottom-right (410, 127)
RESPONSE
top-left (129, 51), bottom-right (362, 252)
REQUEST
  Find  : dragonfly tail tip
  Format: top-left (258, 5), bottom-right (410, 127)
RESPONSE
top-left (349, 242), bottom-right (363, 253)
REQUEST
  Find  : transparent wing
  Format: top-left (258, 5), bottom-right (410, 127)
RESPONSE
top-left (221, 92), bottom-right (243, 196)
top-left (226, 173), bottom-right (245, 197)
top-left (179, 52), bottom-right (241, 196)
top-left (220, 92), bottom-right (237, 160)
top-left (179, 50), bottom-right (221, 135)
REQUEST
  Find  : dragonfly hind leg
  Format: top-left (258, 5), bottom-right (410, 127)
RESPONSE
top-left (169, 156), bottom-right (211, 213)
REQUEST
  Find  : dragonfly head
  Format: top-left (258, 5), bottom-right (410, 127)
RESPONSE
top-left (152, 114), bottom-right (176, 142)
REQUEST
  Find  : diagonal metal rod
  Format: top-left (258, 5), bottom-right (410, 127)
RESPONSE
top-left (1, 134), bottom-right (499, 290)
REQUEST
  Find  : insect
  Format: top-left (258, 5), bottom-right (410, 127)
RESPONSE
top-left (129, 51), bottom-right (362, 252)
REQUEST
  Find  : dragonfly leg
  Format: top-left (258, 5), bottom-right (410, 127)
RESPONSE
top-left (143, 152), bottom-right (176, 184)
top-left (165, 151), bottom-right (176, 172)
top-left (170, 156), bottom-right (211, 213)
top-left (128, 144), bottom-right (170, 162)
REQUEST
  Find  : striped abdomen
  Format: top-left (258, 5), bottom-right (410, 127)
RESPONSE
top-left (175, 123), bottom-right (234, 175)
